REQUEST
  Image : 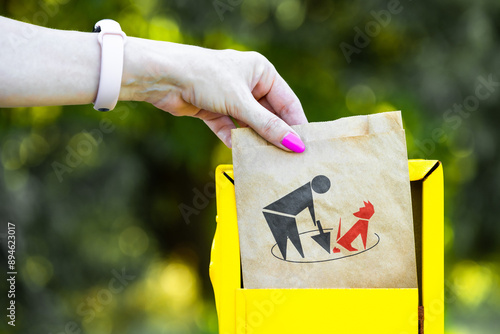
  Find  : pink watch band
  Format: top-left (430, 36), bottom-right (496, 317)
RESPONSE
top-left (93, 19), bottom-right (126, 112)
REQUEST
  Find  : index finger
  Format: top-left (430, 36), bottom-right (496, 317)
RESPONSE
top-left (265, 72), bottom-right (308, 126)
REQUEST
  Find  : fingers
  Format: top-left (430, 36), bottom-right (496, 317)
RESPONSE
top-left (197, 109), bottom-right (236, 148)
top-left (237, 97), bottom-right (305, 153)
top-left (235, 119), bottom-right (249, 128)
top-left (264, 72), bottom-right (308, 126)
top-left (180, 50), bottom-right (307, 152)
top-left (258, 96), bottom-right (274, 113)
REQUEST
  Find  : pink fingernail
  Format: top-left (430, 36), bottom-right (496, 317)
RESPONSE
top-left (281, 132), bottom-right (305, 153)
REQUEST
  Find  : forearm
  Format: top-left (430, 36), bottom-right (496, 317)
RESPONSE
top-left (0, 16), bottom-right (102, 107)
top-left (0, 16), bottom-right (188, 109)
top-left (0, 16), bottom-right (307, 151)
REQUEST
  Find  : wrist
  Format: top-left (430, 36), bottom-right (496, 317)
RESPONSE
top-left (118, 37), bottom-right (145, 102)
top-left (119, 37), bottom-right (188, 104)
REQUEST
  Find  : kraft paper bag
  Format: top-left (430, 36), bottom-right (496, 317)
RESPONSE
top-left (232, 111), bottom-right (418, 289)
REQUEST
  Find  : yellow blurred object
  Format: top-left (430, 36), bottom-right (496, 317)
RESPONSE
top-left (210, 160), bottom-right (444, 333)
top-left (451, 260), bottom-right (492, 308)
top-left (29, 106), bottom-right (62, 126)
top-left (148, 16), bottom-right (182, 43)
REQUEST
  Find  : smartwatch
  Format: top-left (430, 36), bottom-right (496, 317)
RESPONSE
top-left (92, 19), bottom-right (127, 112)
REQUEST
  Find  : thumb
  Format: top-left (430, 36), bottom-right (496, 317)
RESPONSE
top-left (239, 99), bottom-right (306, 153)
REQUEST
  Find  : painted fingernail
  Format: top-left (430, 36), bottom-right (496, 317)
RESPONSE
top-left (281, 132), bottom-right (305, 153)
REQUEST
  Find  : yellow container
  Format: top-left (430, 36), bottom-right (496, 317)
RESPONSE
top-left (210, 160), bottom-right (444, 334)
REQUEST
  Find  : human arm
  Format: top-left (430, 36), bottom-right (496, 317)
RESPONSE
top-left (0, 16), bottom-right (307, 151)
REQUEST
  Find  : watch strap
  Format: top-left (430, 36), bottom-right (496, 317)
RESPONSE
top-left (93, 19), bottom-right (126, 112)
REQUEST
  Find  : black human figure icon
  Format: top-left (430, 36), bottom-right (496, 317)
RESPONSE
top-left (262, 175), bottom-right (331, 260)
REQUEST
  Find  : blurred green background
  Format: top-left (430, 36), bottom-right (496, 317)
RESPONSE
top-left (1, 0), bottom-right (499, 333)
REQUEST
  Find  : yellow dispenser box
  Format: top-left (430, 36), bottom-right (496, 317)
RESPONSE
top-left (210, 160), bottom-right (444, 334)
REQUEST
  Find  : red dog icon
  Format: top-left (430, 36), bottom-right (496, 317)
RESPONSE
top-left (333, 201), bottom-right (375, 253)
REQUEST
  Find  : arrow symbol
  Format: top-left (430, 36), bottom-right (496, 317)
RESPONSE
top-left (311, 220), bottom-right (331, 254)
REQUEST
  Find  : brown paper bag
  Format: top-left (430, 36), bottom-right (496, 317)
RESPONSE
top-left (232, 111), bottom-right (417, 289)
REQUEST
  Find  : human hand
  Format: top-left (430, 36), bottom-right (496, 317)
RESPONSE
top-left (120, 38), bottom-right (308, 152)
